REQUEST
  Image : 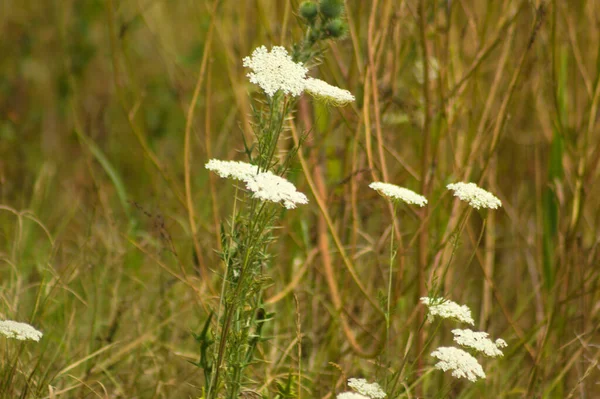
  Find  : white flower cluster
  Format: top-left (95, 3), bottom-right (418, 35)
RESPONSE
top-left (304, 77), bottom-right (355, 105)
top-left (422, 297), bottom-right (507, 382)
top-left (243, 46), bottom-right (355, 106)
top-left (0, 320), bottom-right (43, 342)
top-left (452, 329), bottom-right (505, 357)
top-left (245, 171), bottom-right (309, 209)
top-left (347, 378), bottom-right (386, 398)
top-left (206, 159), bottom-right (260, 181)
top-left (420, 297), bottom-right (474, 325)
top-left (206, 159), bottom-right (308, 209)
top-left (337, 393), bottom-right (369, 399)
top-left (369, 182), bottom-right (427, 207)
top-left (430, 346), bottom-right (486, 382)
top-left (243, 46), bottom-right (308, 97)
top-left (446, 182), bottom-right (502, 210)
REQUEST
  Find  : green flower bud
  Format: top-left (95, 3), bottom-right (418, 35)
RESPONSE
top-left (299, 1), bottom-right (318, 22)
top-left (324, 18), bottom-right (347, 38)
top-left (319, 0), bottom-right (344, 20)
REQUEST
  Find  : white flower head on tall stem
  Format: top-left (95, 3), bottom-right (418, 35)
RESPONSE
top-left (446, 182), bottom-right (502, 210)
top-left (243, 45), bottom-right (308, 97)
top-left (303, 77), bottom-right (355, 106)
top-left (452, 329), bottom-right (506, 357)
top-left (0, 320), bottom-right (43, 342)
top-left (420, 297), bottom-right (474, 325)
top-left (205, 159), bottom-right (260, 181)
top-left (347, 378), bottom-right (386, 398)
top-left (430, 346), bottom-right (486, 382)
top-left (206, 159), bottom-right (308, 209)
top-left (337, 393), bottom-right (370, 399)
top-left (245, 171), bottom-right (308, 209)
top-left (369, 182), bottom-right (427, 207)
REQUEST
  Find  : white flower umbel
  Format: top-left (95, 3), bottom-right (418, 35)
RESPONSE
top-left (206, 159), bottom-right (307, 209)
top-left (369, 182), bottom-right (427, 207)
top-left (205, 159), bottom-right (260, 181)
top-left (446, 182), bottom-right (502, 210)
top-left (303, 77), bottom-right (355, 105)
top-left (430, 346), bottom-right (486, 382)
top-left (452, 329), bottom-right (506, 357)
top-left (337, 393), bottom-right (370, 399)
top-left (420, 297), bottom-right (474, 325)
top-left (245, 172), bottom-right (308, 209)
top-left (347, 378), bottom-right (386, 398)
top-left (0, 320), bottom-right (43, 342)
top-left (495, 338), bottom-right (508, 349)
top-left (243, 46), bottom-right (308, 97)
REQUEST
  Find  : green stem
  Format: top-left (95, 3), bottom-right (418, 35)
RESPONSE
top-left (385, 204), bottom-right (398, 355)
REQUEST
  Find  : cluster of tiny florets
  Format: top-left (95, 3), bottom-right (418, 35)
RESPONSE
top-left (369, 182), bottom-right (427, 207)
top-left (205, 159), bottom-right (260, 181)
top-left (452, 329), bottom-right (506, 357)
top-left (420, 297), bottom-right (475, 325)
top-left (243, 46), bottom-right (354, 106)
top-left (206, 159), bottom-right (308, 209)
top-left (447, 182), bottom-right (502, 210)
top-left (304, 77), bottom-right (355, 105)
top-left (0, 320), bottom-right (43, 342)
top-left (430, 346), bottom-right (486, 382)
top-left (347, 378), bottom-right (386, 398)
top-left (245, 172), bottom-right (309, 209)
top-left (243, 46), bottom-right (308, 97)
top-left (337, 393), bottom-right (369, 399)
top-left (422, 297), bottom-right (507, 383)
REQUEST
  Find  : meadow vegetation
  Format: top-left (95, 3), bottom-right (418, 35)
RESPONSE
top-left (1, 0), bottom-right (600, 397)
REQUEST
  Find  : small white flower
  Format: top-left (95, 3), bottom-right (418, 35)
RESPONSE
top-left (430, 346), bottom-right (486, 382)
top-left (303, 77), bottom-right (355, 105)
top-left (0, 320), bottom-right (43, 342)
top-left (452, 329), bottom-right (506, 357)
top-left (420, 297), bottom-right (474, 325)
top-left (337, 393), bottom-right (370, 399)
top-left (347, 378), bottom-right (386, 398)
top-left (446, 182), bottom-right (502, 210)
top-left (243, 46), bottom-right (308, 97)
top-left (369, 182), bottom-right (427, 207)
top-left (495, 338), bottom-right (508, 348)
top-left (205, 159), bottom-right (259, 181)
top-left (245, 172), bottom-right (308, 209)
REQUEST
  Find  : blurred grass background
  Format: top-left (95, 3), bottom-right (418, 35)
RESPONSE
top-left (1, 0), bottom-right (599, 397)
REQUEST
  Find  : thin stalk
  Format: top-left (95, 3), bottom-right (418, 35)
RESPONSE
top-left (263, 96), bottom-right (290, 171)
top-left (432, 207), bottom-right (473, 297)
top-left (386, 204), bottom-right (398, 352)
top-left (416, 0), bottom-right (432, 389)
top-left (183, 0), bottom-right (218, 281)
top-left (207, 187), bottom-right (240, 399)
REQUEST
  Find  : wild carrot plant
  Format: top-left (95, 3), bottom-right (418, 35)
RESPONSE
top-left (194, 2), bottom-right (352, 397)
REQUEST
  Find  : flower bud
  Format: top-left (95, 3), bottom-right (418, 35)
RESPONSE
top-left (299, 1), bottom-right (318, 23)
top-left (319, 0), bottom-right (344, 20)
top-left (324, 18), bottom-right (346, 38)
